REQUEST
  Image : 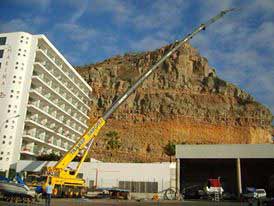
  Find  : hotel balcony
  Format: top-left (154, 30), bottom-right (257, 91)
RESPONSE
top-left (30, 74), bottom-right (89, 123)
top-left (34, 62), bottom-right (89, 113)
top-left (31, 91), bottom-right (86, 128)
top-left (26, 102), bottom-right (84, 138)
top-left (35, 45), bottom-right (91, 105)
top-left (22, 125), bottom-right (72, 154)
top-left (21, 139), bottom-right (67, 157)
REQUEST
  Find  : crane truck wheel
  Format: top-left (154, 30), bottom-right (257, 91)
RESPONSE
top-left (78, 189), bottom-right (85, 198)
top-left (55, 185), bottom-right (62, 197)
top-left (69, 190), bottom-right (73, 198)
top-left (12, 196), bottom-right (19, 203)
top-left (53, 188), bottom-right (58, 196)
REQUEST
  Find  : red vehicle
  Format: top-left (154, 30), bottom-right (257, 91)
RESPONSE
top-left (205, 179), bottom-right (224, 200)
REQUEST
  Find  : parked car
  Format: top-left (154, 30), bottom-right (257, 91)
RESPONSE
top-left (242, 188), bottom-right (267, 200)
top-left (256, 189), bottom-right (267, 199)
top-left (183, 185), bottom-right (204, 199)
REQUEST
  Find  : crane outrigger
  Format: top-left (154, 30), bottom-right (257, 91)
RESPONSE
top-left (26, 9), bottom-right (237, 197)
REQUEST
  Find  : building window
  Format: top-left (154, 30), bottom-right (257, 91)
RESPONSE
top-left (0, 37), bottom-right (6, 45)
top-left (0, 50), bottom-right (4, 58)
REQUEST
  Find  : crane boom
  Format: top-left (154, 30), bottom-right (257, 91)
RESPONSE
top-left (45, 9), bottom-right (237, 179)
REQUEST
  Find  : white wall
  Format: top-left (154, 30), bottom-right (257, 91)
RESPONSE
top-left (0, 32), bottom-right (37, 171)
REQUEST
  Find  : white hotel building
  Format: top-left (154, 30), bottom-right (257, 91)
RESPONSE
top-left (0, 32), bottom-right (92, 173)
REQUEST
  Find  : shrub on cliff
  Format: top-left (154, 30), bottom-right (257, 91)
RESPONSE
top-left (163, 141), bottom-right (176, 162)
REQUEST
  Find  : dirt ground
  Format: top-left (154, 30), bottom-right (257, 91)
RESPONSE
top-left (0, 198), bottom-right (251, 206)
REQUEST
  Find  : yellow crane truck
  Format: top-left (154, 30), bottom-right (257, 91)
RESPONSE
top-left (25, 9), bottom-right (236, 197)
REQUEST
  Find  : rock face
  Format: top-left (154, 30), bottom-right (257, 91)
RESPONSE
top-left (77, 42), bottom-right (273, 162)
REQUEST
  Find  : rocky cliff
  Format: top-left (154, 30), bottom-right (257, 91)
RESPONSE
top-left (77, 42), bottom-right (273, 162)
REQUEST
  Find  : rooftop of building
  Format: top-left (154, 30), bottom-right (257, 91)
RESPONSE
top-left (176, 144), bottom-right (274, 159)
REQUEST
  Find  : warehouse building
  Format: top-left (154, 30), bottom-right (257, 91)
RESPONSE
top-left (176, 144), bottom-right (274, 198)
top-left (0, 32), bottom-right (92, 174)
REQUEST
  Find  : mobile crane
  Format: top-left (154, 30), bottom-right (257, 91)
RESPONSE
top-left (26, 9), bottom-right (237, 197)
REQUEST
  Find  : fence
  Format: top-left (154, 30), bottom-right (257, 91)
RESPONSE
top-left (86, 178), bottom-right (171, 193)
top-left (119, 181), bottom-right (158, 193)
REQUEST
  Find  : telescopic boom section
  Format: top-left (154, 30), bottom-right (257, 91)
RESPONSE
top-left (54, 9), bottom-right (236, 170)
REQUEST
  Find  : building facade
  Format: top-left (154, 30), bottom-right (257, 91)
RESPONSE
top-left (0, 32), bottom-right (92, 173)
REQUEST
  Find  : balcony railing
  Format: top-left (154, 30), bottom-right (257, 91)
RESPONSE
top-left (29, 91), bottom-right (87, 130)
top-left (34, 65), bottom-right (88, 111)
top-left (35, 49), bottom-right (91, 101)
top-left (24, 117), bottom-right (77, 143)
top-left (27, 104), bottom-right (82, 138)
top-left (31, 74), bottom-right (88, 120)
top-left (23, 134), bottom-right (67, 153)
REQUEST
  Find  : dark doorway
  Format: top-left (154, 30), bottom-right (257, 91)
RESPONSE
top-left (241, 158), bottom-right (274, 197)
top-left (180, 159), bottom-right (237, 194)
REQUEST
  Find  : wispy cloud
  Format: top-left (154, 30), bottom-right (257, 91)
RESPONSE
top-left (132, 0), bottom-right (188, 30)
top-left (130, 36), bottom-right (168, 51)
top-left (9, 0), bottom-right (51, 11)
top-left (190, 0), bottom-right (274, 113)
top-left (54, 23), bottom-right (97, 42)
top-left (90, 0), bottom-right (131, 24)
top-left (63, 0), bottom-right (89, 23)
top-left (0, 19), bottom-right (35, 33)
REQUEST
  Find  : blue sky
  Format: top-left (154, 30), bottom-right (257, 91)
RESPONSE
top-left (0, 0), bottom-right (273, 115)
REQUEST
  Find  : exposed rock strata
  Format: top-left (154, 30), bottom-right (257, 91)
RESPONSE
top-left (77, 43), bottom-right (273, 162)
